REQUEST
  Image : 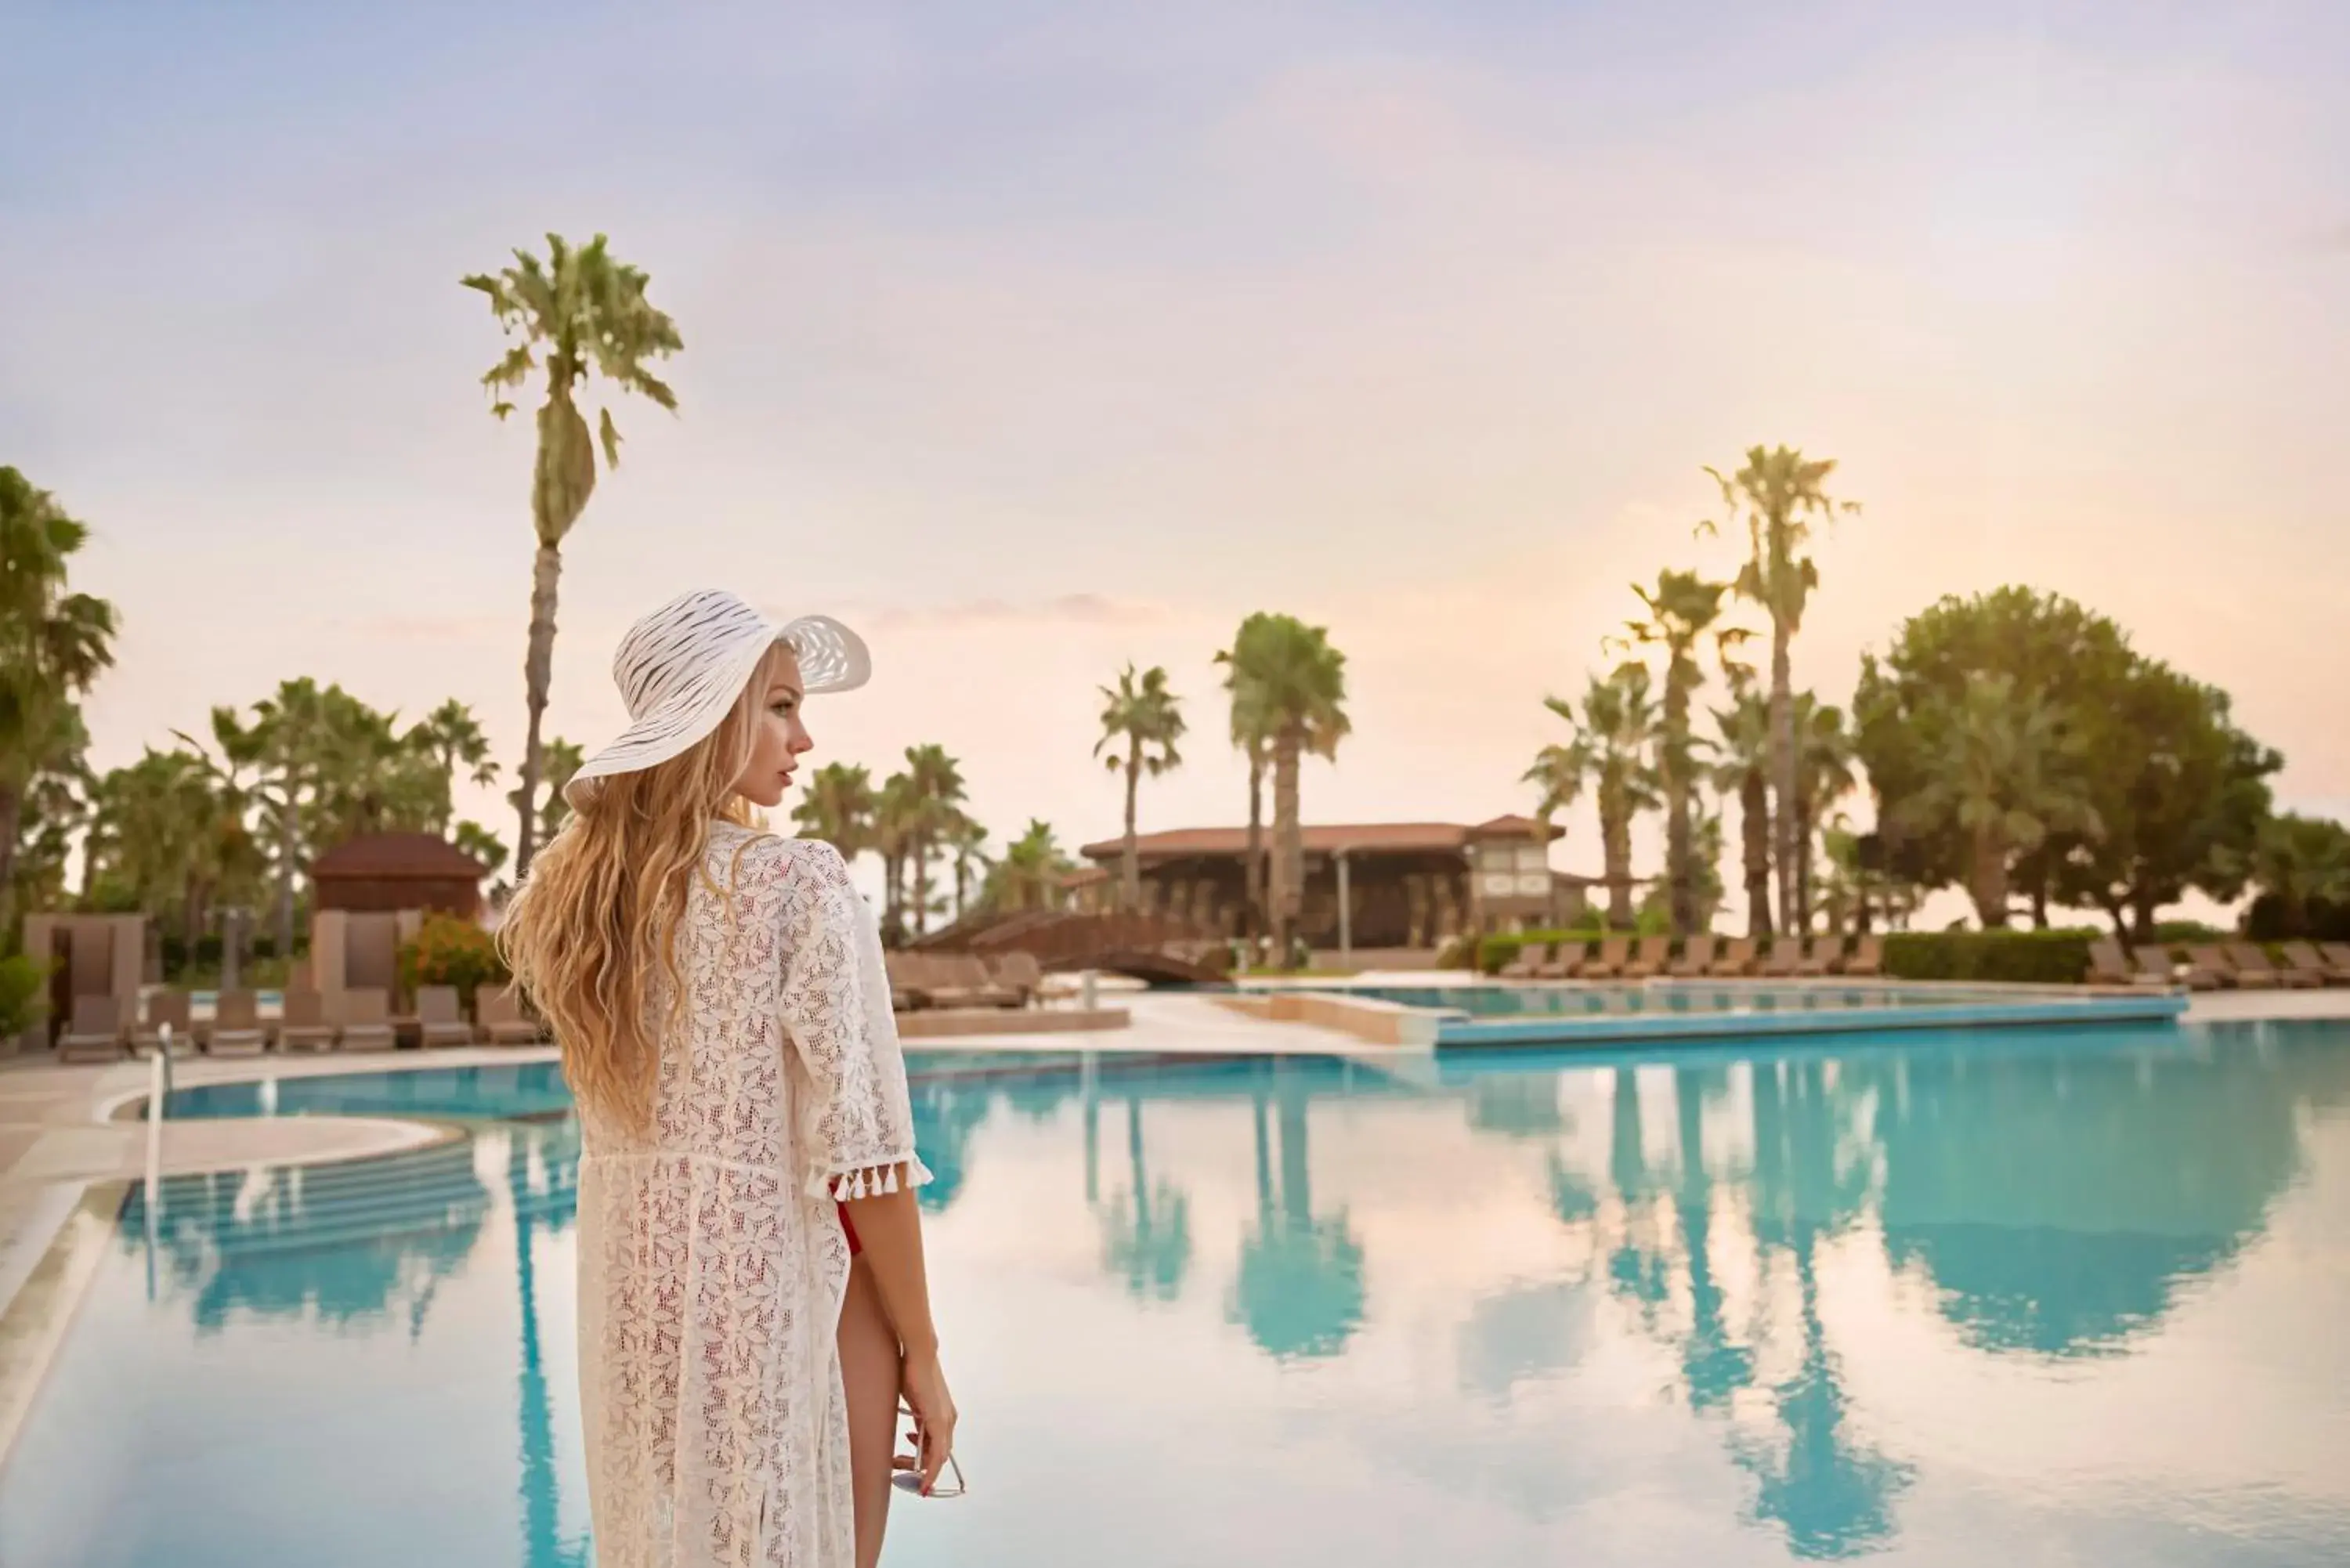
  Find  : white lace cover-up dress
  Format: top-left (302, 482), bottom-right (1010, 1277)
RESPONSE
top-left (576, 824), bottom-right (932, 1568)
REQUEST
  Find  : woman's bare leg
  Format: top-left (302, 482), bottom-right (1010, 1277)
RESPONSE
top-left (838, 1254), bottom-right (902, 1568)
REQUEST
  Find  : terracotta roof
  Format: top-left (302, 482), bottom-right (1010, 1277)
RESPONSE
top-left (1079, 818), bottom-right (1560, 862)
top-left (311, 832), bottom-right (487, 880)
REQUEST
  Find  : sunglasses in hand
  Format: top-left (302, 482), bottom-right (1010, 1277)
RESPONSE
top-left (891, 1403), bottom-right (966, 1499)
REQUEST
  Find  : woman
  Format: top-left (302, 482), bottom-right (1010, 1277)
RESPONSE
top-left (501, 587), bottom-right (956, 1568)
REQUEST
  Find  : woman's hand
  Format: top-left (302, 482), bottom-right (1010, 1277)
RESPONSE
top-left (895, 1349), bottom-right (958, 1495)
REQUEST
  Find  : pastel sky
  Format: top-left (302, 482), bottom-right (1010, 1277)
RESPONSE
top-left (4, 2), bottom-right (2345, 914)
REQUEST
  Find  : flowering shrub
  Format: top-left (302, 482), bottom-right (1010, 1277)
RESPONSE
top-left (398, 912), bottom-right (508, 1002)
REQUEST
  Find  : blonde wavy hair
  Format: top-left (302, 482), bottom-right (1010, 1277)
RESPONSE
top-left (498, 641), bottom-right (790, 1131)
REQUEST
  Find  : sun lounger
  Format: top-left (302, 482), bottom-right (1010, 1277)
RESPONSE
top-left (921, 954), bottom-right (1021, 1010)
top-left (2161, 946), bottom-right (2221, 990)
top-left (2088, 938), bottom-right (2134, 986)
top-left (1666, 936), bottom-right (1716, 978)
top-left (1580, 935), bottom-right (1631, 981)
top-left (1498, 945), bottom-right (1542, 981)
top-left (2229, 941), bottom-right (2315, 989)
top-left (57, 994), bottom-right (126, 1063)
top-left (883, 951), bottom-right (933, 1011)
top-left (1793, 939), bottom-right (1836, 977)
top-left (276, 988), bottom-right (341, 1053)
top-left (2187, 945), bottom-right (2262, 990)
top-left (2324, 943), bottom-right (2350, 978)
top-left (1835, 934), bottom-right (1884, 978)
top-left (130, 989), bottom-right (196, 1057)
top-left (987, 950), bottom-right (1046, 1006)
top-left (1755, 939), bottom-right (1801, 978)
top-left (336, 988), bottom-right (400, 1052)
top-left (416, 985), bottom-right (477, 1046)
top-left (2221, 942), bottom-right (2299, 989)
top-left (1533, 941), bottom-right (1582, 981)
top-left (1620, 937), bottom-right (1664, 981)
top-left (476, 986), bottom-right (548, 1046)
top-left (2124, 946), bottom-right (2182, 988)
top-left (207, 989), bottom-right (269, 1056)
top-left (2287, 942), bottom-right (2350, 985)
top-left (1708, 937), bottom-right (1757, 977)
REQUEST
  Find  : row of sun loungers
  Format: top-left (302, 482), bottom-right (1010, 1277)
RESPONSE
top-left (1496, 934), bottom-right (1885, 984)
top-left (2088, 938), bottom-right (2350, 992)
top-left (52, 985), bottom-right (549, 1060)
top-left (884, 950), bottom-right (1046, 1012)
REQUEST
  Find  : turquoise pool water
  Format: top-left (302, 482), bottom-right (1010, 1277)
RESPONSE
top-left (4, 1023), bottom-right (2348, 1565)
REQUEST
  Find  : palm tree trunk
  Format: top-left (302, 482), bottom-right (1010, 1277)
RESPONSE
top-left (1665, 693), bottom-right (1693, 934)
top-left (1794, 792), bottom-right (1813, 934)
top-left (1122, 742), bottom-right (1141, 915)
top-left (1970, 826), bottom-right (2010, 928)
top-left (274, 785), bottom-right (301, 961)
top-left (0, 783), bottom-right (21, 931)
top-left (1741, 772), bottom-right (1773, 940)
top-left (1770, 621), bottom-right (1798, 934)
top-left (911, 833), bottom-right (931, 937)
top-left (515, 543), bottom-right (563, 878)
top-left (1244, 753), bottom-right (1266, 940)
top-left (1602, 795), bottom-right (1633, 928)
top-left (1271, 728), bottom-right (1303, 964)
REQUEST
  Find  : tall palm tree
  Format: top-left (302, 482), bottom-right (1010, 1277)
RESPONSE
top-left (464, 233), bottom-right (682, 878)
top-left (409, 699), bottom-right (499, 831)
top-left (1218, 651), bottom-right (1278, 938)
top-left (216, 680), bottom-right (327, 959)
top-left (1710, 687), bottom-right (1774, 939)
top-left (1791, 695), bottom-right (1858, 932)
top-left (791, 761), bottom-right (877, 858)
top-left (1095, 663), bottom-right (1186, 913)
top-left (1896, 673), bottom-right (2099, 927)
top-left (871, 771), bottom-right (924, 941)
top-left (1526, 664), bottom-right (1660, 928)
top-left (985, 818), bottom-right (1072, 913)
top-left (1616, 569), bottom-right (1747, 934)
top-left (944, 811), bottom-right (991, 923)
top-left (0, 468), bottom-right (117, 921)
top-left (898, 744), bottom-right (967, 937)
top-left (1216, 615), bottom-right (1349, 963)
top-left (1703, 447), bottom-right (1857, 933)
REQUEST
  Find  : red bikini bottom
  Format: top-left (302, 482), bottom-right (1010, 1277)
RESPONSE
top-left (838, 1201), bottom-right (861, 1257)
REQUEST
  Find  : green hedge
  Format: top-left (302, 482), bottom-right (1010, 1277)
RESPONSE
top-left (1881, 930), bottom-right (2092, 985)
top-left (0, 953), bottom-right (48, 1039)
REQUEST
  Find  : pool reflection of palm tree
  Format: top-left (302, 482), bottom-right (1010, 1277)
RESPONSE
top-left (510, 1125), bottom-right (590, 1568)
top-left (1604, 1068), bottom-right (1672, 1331)
top-left (1099, 1093), bottom-right (1193, 1303)
top-left (1734, 1058), bottom-right (1911, 1559)
top-left (1230, 1065), bottom-right (1365, 1360)
top-left (1670, 1064), bottom-right (1752, 1412)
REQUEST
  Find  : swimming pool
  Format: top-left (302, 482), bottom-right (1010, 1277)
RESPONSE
top-left (1342, 981), bottom-right (2186, 1047)
top-left (4, 1022), bottom-right (2347, 1566)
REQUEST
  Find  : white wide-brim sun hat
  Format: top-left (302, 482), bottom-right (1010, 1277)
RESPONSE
top-left (563, 588), bottom-right (871, 811)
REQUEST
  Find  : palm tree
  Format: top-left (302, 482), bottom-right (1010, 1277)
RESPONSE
top-left (898, 744), bottom-right (967, 937)
top-left (1216, 615), bottom-right (1349, 963)
top-left (1615, 569), bottom-right (1747, 934)
top-left (985, 819), bottom-right (1072, 913)
top-left (945, 811), bottom-right (991, 923)
top-left (410, 699), bottom-right (499, 831)
top-left (0, 468), bottom-right (118, 922)
top-left (2251, 813), bottom-right (2350, 935)
top-left (512, 737), bottom-right (585, 845)
top-left (1526, 664), bottom-right (1660, 928)
top-left (1095, 664), bottom-right (1186, 913)
top-left (1703, 447), bottom-right (1858, 933)
top-left (216, 680), bottom-right (327, 959)
top-left (791, 761), bottom-right (877, 858)
top-left (870, 771), bottom-right (924, 942)
top-left (1896, 674), bottom-right (2099, 927)
top-left (453, 821), bottom-right (509, 881)
top-left (1710, 687), bottom-right (1775, 939)
top-left (464, 233), bottom-right (682, 878)
top-left (1218, 650), bottom-right (1278, 938)
top-left (1791, 695), bottom-right (1858, 932)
